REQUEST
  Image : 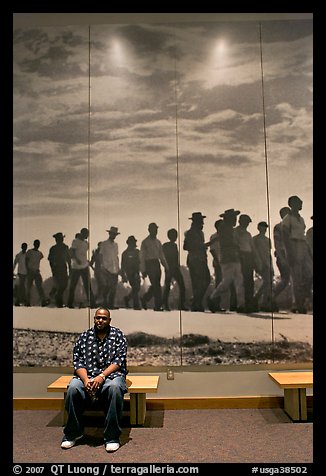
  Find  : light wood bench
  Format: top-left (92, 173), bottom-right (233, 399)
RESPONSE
top-left (47, 375), bottom-right (160, 426)
top-left (268, 371), bottom-right (313, 422)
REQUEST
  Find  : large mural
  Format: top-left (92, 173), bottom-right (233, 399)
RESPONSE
top-left (13, 19), bottom-right (313, 367)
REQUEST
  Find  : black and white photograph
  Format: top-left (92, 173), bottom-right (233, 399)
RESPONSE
top-left (13, 18), bottom-right (313, 368)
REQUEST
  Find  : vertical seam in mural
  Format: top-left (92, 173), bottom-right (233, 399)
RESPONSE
top-left (87, 24), bottom-right (92, 325)
top-left (259, 22), bottom-right (275, 352)
top-left (173, 28), bottom-right (183, 366)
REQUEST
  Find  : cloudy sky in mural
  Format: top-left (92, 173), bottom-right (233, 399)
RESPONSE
top-left (13, 20), bottom-right (312, 278)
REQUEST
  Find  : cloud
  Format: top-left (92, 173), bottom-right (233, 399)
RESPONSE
top-left (260, 34), bottom-right (312, 82)
top-left (14, 26), bottom-right (90, 80)
top-left (266, 102), bottom-right (313, 161)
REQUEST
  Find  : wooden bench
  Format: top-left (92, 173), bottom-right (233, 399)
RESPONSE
top-left (47, 375), bottom-right (160, 426)
top-left (268, 371), bottom-right (313, 422)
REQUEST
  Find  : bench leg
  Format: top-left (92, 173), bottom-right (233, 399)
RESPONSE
top-left (129, 393), bottom-right (146, 425)
top-left (284, 388), bottom-right (307, 421)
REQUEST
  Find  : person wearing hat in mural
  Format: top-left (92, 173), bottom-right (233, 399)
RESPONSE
top-left (121, 235), bottom-right (141, 310)
top-left (183, 212), bottom-right (211, 312)
top-left (67, 228), bottom-right (96, 309)
top-left (281, 195), bottom-right (313, 313)
top-left (99, 226), bottom-right (121, 309)
top-left (48, 232), bottom-right (71, 307)
top-left (207, 209), bottom-right (246, 313)
top-left (234, 214), bottom-right (256, 312)
top-left (140, 222), bottom-right (168, 311)
top-left (252, 221), bottom-right (275, 312)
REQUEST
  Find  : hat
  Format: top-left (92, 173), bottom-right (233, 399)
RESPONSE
top-left (258, 221), bottom-right (269, 228)
top-left (219, 208), bottom-right (240, 218)
top-left (239, 214), bottom-right (252, 223)
top-left (53, 232), bottom-right (65, 239)
top-left (189, 212), bottom-right (206, 221)
top-left (106, 226), bottom-right (120, 235)
top-left (126, 235), bottom-right (137, 244)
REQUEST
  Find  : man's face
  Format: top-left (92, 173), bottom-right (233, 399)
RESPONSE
top-left (193, 219), bottom-right (204, 229)
top-left (289, 197), bottom-right (302, 211)
top-left (258, 225), bottom-right (268, 234)
top-left (94, 309), bottom-right (111, 332)
top-left (239, 217), bottom-right (250, 228)
top-left (109, 231), bottom-right (117, 240)
top-left (81, 229), bottom-right (89, 239)
top-left (148, 225), bottom-right (158, 236)
top-left (225, 215), bottom-right (236, 227)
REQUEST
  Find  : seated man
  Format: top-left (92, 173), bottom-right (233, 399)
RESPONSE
top-left (61, 307), bottom-right (128, 452)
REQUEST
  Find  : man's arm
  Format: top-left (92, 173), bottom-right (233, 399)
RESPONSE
top-left (75, 368), bottom-right (89, 385)
top-left (158, 241), bottom-right (169, 270)
top-left (98, 363), bottom-right (120, 380)
top-left (139, 241), bottom-right (147, 278)
top-left (65, 245), bottom-right (72, 273)
top-left (73, 335), bottom-right (93, 394)
top-left (13, 255), bottom-right (18, 273)
top-left (25, 252), bottom-right (30, 272)
top-left (108, 332), bottom-right (127, 375)
top-left (69, 240), bottom-right (81, 265)
top-left (120, 251), bottom-right (127, 282)
top-left (281, 219), bottom-right (295, 266)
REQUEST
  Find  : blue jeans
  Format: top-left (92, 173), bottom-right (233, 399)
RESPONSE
top-left (64, 376), bottom-right (127, 443)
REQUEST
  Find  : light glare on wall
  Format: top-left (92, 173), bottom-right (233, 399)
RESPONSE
top-left (110, 39), bottom-right (127, 65)
top-left (215, 39), bottom-right (227, 55)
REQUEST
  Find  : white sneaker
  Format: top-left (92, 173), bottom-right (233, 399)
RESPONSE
top-left (61, 434), bottom-right (83, 449)
top-left (105, 442), bottom-right (120, 452)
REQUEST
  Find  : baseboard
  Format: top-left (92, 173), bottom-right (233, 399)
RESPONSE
top-left (13, 395), bottom-right (313, 411)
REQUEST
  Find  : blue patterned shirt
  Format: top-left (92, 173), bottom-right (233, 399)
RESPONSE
top-left (73, 325), bottom-right (127, 379)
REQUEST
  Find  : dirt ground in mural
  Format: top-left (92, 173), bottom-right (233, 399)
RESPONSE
top-left (13, 328), bottom-right (312, 367)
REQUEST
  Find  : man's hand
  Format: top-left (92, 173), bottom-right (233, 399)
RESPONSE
top-left (84, 377), bottom-right (94, 397)
top-left (86, 376), bottom-right (105, 395)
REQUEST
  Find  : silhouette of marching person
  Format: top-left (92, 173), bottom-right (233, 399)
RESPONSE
top-left (252, 221), bottom-right (275, 312)
top-left (281, 195), bottom-right (313, 313)
top-left (140, 222), bottom-right (168, 311)
top-left (90, 241), bottom-right (104, 304)
top-left (234, 214), bottom-right (256, 312)
top-left (183, 212), bottom-right (211, 312)
top-left (162, 228), bottom-right (187, 311)
top-left (305, 216), bottom-right (313, 310)
top-left (48, 232), bottom-right (71, 307)
top-left (13, 242), bottom-right (28, 306)
top-left (209, 220), bottom-right (223, 288)
top-left (121, 235), bottom-right (141, 310)
top-left (306, 216), bottom-right (313, 259)
top-left (207, 209), bottom-right (245, 313)
top-left (272, 207), bottom-right (292, 307)
top-left (209, 218), bottom-right (237, 311)
top-left (99, 226), bottom-right (120, 309)
top-left (67, 228), bottom-right (96, 309)
top-left (25, 239), bottom-right (50, 307)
